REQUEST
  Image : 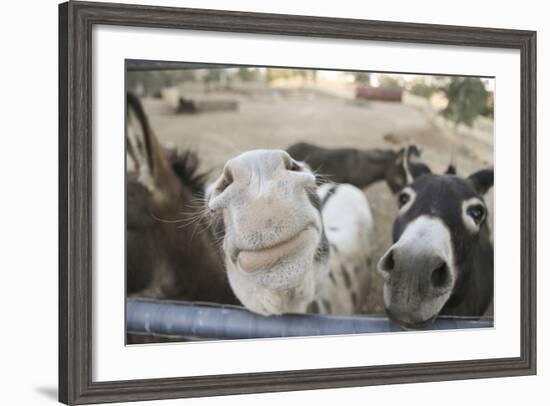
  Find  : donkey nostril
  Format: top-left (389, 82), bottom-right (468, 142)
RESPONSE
top-left (217, 166), bottom-right (234, 193)
top-left (283, 154), bottom-right (302, 172)
top-left (380, 249), bottom-right (395, 273)
top-left (431, 262), bottom-right (450, 289)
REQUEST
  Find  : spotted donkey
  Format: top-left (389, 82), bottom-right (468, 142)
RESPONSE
top-left (207, 149), bottom-right (373, 315)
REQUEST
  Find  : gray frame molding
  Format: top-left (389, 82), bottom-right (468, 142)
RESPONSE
top-left (59, 1), bottom-right (537, 404)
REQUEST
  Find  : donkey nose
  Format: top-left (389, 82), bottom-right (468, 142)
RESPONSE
top-left (378, 245), bottom-right (453, 291)
top-left (215, 158), bottom-right (250, 194)
top-left (377, 248), bottom-right (395, 280)
top-left (430, 262), bottom-right (452, 289)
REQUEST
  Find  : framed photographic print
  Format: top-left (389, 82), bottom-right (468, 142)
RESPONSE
top-left (59, 1), bottom-right (537, 404)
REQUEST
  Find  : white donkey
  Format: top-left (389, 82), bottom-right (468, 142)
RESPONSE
top-left (207, 149), bottom-right (373, 315)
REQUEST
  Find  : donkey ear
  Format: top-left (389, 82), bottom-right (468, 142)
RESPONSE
top-left (467, 168), bottom-right (494, 195)
top-left (403, 145), bottom-right (431, 184)
top-left (445, 164), bottom-right (457, 175)
top-left (126, 92), bottom-right (172, 193)
top-left (387, 145), bottom-right (431, 193)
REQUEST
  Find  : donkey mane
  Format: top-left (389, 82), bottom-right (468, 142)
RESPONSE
top-left (169, 150), bottom-right (210, 196)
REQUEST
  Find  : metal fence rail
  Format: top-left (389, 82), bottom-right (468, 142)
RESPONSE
top-left (127, 298), bottom-right (493, 339)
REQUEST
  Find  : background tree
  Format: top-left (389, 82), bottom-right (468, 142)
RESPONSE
top-left (479, 91), bottom-right (494, 119)
top-left (237, 67), bottom-right (259, 82)
top-left (440, 77), bottom-right (489, 128)
top-left (127, 69), bottom-right (196, 96)
top-left (408, 77), bottom-right (438, 98)
top-left (203, 69), bottom-right (223, 83)
top-left (377, 74), bottom-right (402, 87)
top-left (352, 71), bottom-right (371, 84)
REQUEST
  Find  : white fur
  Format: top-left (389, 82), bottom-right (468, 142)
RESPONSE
top-left (397, 187), bottom-right (416, 215)
top-left (209, 150), bottom-right (373, 315)
top-left (402, 146), bottom-right (414, 185)
top-left (316, 183), bottom-right (374, 314)
top-left (394, 216), bottom-right (454, 271)
top-left (378, 215), bottom-right (455, 323)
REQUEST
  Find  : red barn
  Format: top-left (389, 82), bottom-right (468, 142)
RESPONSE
top-left (356, 85), bottom-right (403, 102)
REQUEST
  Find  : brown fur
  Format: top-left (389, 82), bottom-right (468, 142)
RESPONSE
top-left (126, 93), bottom-right (237, 305)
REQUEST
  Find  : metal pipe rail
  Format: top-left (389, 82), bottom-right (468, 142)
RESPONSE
top-left (127, 298), bottom-right (493, 340)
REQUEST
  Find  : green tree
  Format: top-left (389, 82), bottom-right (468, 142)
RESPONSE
top-left (204, 69), bottom-right (222, 83)
top-left (237, 67), bottom-right (258, 82)
top-left (377, 75), bottom-right (401, 87)
top-left (440, 77), bottom-right (489, 128)
top-left (479, 91), bottom-right (494, 119)
top-left (408, 78), bottom-right (437, 98)
top-left (127, 69), bottom-right (198, 96)
top-left (173, 69), bottom-right (196, 83)
top-left (352, 71), bottom-right (371, 84)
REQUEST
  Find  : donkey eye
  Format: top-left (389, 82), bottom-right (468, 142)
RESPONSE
top-left (467, 204), bottom-right (485, 224)
top-left (398, 192), bottom-right (410, 208)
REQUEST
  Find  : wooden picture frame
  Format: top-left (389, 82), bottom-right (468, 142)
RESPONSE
top-left (59, 1), bottom-right (536, 404)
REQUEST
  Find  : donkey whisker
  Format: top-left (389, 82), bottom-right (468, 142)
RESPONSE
top-left (149, 212), bottom-right (191, 224)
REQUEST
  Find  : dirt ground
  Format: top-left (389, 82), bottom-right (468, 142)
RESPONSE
top-left (141, 89), bottom-right (494, 315)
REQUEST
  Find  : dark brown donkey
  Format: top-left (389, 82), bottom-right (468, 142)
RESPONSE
top-left (378, 154), bottom-right (493, 329)
top-left (126, 93), bottom-right (237, 305)
top-left (286, 142), bottom-right (424, 193)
